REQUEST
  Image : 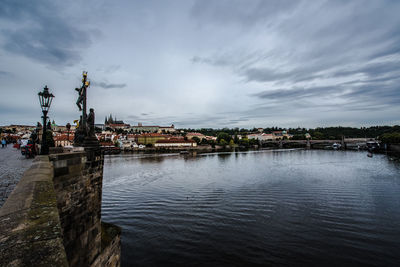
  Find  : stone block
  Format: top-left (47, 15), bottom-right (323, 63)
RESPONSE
top-left (53, 159), bottom-right (67, 169)
top-left (54, 166), bottom-right (69, 177)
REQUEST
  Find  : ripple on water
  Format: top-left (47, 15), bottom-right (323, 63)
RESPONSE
top-left (102, 150), bottom-right (400, 266)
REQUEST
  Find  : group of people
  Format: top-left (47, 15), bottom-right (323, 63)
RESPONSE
top-left (1, 130), bottom-right (40, 158)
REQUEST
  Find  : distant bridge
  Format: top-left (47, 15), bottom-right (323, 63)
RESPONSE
top-left (261, 138), bottom-right (377, 149)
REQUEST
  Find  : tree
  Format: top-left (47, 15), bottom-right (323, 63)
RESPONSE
top-left (217, 132), bottom-right (231, 143)
top-left (229, 139), bottom-right (235, 147)
top-left (234, 134), bottom-right (239, 144)
top-left (313, 132), bottom-right (324, 140)
top-left (207, 139), bottom-right (216, 148)
top-left (192, 136), bottom-right (201, 144)
top-left (380, 132), bottom-right (400, 144)
top-left (292, 134), bottom-right (305, 140)
top-left (239, 138), bottom-right (250, 147)
top-left (219, 139), bottom-right (228, 147)
top-left (249, 138), bottom-right (258, 146)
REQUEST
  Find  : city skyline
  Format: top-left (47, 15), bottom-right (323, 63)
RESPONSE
top-left (1, 0), bottom-right (400, 128)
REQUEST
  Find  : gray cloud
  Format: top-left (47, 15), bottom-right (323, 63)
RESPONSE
top-left (191, 0), bottom-right (301, 27)
top-left (253, 86), bottom-right (341, 100)
top-left (91, 82), bottom-right (127, 89)
top-left (0, 0), bottom-right (92, 66)
top-left (1, 0), bottom-right (399, 128)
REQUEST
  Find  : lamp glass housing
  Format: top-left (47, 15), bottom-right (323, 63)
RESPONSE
top-left (38, 86), bottom-right (54, 112)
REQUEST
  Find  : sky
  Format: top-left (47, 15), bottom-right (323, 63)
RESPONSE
top-left (0, 0), bottom-right (399, 129)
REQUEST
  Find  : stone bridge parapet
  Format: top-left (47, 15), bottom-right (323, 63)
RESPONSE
top-left (0, 150), bottom-right (121, 267)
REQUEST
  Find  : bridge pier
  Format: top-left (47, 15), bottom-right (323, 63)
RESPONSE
top-left (306, 139), bottom-right (311, 149)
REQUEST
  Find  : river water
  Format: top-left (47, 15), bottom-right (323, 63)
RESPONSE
top-left (102, 150), bottom-right (400, 266)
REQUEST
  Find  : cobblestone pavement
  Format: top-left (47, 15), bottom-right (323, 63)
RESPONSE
top-left (0, 146), bottom-right (33, 208)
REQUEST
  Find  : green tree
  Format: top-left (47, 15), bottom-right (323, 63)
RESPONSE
top-left (313, 131), bottom-right (324, 140)
top-left (239, 138), bottom-right (250, 147)
top-left (292, 134), bottom-right (305, 140)
top-left (229, 139), bottom-right (235, 147)
top-left (380, 132), bottom-right (400, 144)
top-left (207, 139), bottom-right (216, 148)
top-left (217, 132), bottom-right (231, 143)
top-left (192, 136), bottom-right (201, 144)
top-left (219, 139), bottom-right (228, 147)
top-left (234, 134), bottom-right (239, 144)
top-left (200, 138), bottom-right (208, 145)
top-left (249, 138), bottom-right (258, 146)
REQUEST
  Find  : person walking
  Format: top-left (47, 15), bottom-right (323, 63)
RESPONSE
top-left (1, 139), bottom-right (6, 148)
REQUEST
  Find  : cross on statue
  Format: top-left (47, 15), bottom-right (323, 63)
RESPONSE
top-left (74, 71), bottom-right (98, 147)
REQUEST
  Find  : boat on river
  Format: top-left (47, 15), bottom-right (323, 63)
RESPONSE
top-left (332, 143), bottom-right (341, 150)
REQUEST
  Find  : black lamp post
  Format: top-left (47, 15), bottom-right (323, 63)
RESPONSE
top-left (38, 85), bottom-right (55, 155)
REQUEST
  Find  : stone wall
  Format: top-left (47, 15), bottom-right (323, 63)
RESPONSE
top-left (0, 149), bottom-right (121, 267)
top-left (50, 148), bottom-right (104, 266)
top-left (91, 222), bottom-right (122, 267)
top-left (0, 156), bottom-right (68, 266)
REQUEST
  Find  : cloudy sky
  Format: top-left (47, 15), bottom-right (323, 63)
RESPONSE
top-left (0, 0), bottom-right (399, 128)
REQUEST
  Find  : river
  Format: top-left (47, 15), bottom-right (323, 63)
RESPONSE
top-left (102, 149), bottom-right (400, 266)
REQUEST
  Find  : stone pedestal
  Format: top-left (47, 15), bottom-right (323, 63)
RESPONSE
top-left (50, 150), bottom-right (104, 266)
top-left (83, 136), bottom-right (100, 148)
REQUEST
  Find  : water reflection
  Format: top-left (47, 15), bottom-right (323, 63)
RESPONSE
top-left (102, 150), bottom-right (400, 267)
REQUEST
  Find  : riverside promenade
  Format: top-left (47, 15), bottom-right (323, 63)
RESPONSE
top-left (0, 146), bottom-right (33, 207)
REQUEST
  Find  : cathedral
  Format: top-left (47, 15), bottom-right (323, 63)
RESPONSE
top-left (104, 114), bottom-right (125, 125)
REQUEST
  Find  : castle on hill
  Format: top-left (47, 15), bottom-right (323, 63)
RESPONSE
top-left (104, 114), bottom-right (125, 125)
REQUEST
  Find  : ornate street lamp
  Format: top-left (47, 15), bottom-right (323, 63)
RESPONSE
top-left (38, 85), bottom-right (55, 155)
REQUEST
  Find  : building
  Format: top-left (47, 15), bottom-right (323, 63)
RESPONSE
top-left (186, 132), bottom-right (206, 140)
top-left (248, 131), bottom-right (293, 141)
top-left (95, 124), bottom-right (105, 131)
top-left (272, 131), bottom-right (293, 140)
top-left (104, 114), bottom-right (130, 130)
top-left (158, 124), bottom-right (176, 133)
top-left (155, 139), bottom-right (197, 148)
top-left (130, 123), bottom-right (176, 133)
top-left (54, 134), bottom-right (74, 147)
top-left (248, 133), bottom-right (275, 141)
top-left (205, 136), bottom-right (217, 141)
top-left (137, 133), bottom-right (168, 145)
top-left (130, 123), bottom-right (159, 133)
top-left (0, 125), bottom-right (35, 133)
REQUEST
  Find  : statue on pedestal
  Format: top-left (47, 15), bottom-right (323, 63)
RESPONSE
top-left (87, 108), bottom-right (95, 138)
top-left (73, 72), bottom-right (99, 147)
